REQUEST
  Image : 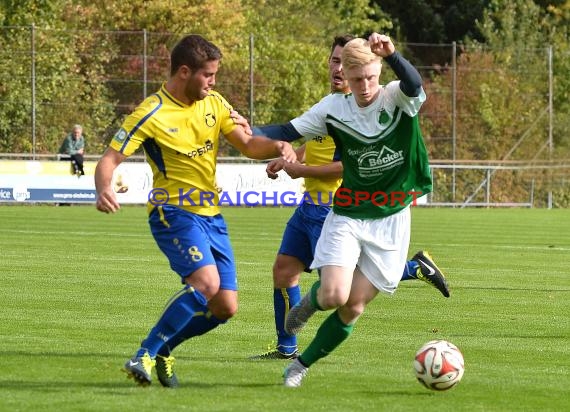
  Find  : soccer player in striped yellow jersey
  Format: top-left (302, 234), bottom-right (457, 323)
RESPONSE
top-left (248, 35), bottom-right (450, 362)
top-left (94, 34), bottom-right (295, 387)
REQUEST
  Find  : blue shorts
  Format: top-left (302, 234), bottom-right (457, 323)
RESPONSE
top-left (148, 205), bottom-right (237, 290)
top-left (278, 202), bottom-right (331, 272)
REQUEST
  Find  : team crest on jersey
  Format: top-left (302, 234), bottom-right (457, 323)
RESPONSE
top-left (378, 109), bottom-right (390, 125)
top-left (113, 128), bottom-right (127, 143)
top-left (205, 113), bottom-right (216, 127)
top-left (357, 145), bottom-right (404, 177)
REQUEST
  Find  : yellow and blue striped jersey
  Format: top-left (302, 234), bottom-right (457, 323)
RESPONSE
top-left (303, 135), bottom-right (342, 205)
top-left (110, 84), bottom-right (236, 216)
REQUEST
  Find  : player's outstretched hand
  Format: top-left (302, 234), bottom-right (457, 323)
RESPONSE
top-left (368, 33), bottom-right (395, 58)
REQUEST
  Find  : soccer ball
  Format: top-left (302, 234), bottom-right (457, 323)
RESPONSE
top-left (413, 340), bottom-right (464, 391)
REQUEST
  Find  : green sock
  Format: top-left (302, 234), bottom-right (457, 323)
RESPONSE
top-left (299, 310), bottom-right (354, 367)
top-left (310, 280), bottom-right (323, 310)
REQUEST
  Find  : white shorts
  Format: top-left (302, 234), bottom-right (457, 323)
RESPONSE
top-left (311, 206), bottom-right (411, 294)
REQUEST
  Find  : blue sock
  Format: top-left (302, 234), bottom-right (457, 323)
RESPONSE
top-left (274, 286), bottom-right (300, 354)
top-left (157, 310), bottom-right (226, 356)
top-left (400, 259), bottom-right (419, 281)
top-left (137, 285), bottom-right (207, 358)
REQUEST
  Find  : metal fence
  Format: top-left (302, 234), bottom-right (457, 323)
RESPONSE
top-left (1, 26), bottom-right (568, 208)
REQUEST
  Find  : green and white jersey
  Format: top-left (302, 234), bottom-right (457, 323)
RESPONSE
top-left (290, 81), bottom-right (432, 219)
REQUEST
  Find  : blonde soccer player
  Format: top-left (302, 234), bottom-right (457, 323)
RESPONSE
top-left (279, 33), bottom-right (433, 387)
top-left (247, 34), bottom-right (448, 363)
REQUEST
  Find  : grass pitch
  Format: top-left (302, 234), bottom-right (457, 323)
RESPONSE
top-left (0, 205), bottom-right (568, 411)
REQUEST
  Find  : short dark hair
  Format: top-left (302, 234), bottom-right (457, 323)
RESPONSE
top-left (170, 35), bottom-right (222, 75)
top-left (329, 34), bottom-right (356, 57)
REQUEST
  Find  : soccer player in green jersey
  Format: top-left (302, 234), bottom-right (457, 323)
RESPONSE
top-left (275, 33), bottom-right (433, 387)
top-left (94, 34), bottom-right (295, 387)
top-left (249, 35), bottom-right (449, 361)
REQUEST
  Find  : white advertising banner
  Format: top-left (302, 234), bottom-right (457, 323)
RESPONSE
top-left (0, 160), bottom-right (303, 205)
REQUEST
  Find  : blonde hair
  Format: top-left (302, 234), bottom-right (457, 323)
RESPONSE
top-left (341, 38), bottom-right (381, 70)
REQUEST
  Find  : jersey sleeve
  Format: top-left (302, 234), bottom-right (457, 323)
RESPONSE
top-left (109, 94), bottom-right (161, 156)
top-left (290, 95), bottom-right (333, 139)
top-left (253, 123), bottom-right (303, 142)
top-left (384, 81), bottom-right (426, 117)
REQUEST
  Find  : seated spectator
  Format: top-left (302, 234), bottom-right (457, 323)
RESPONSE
top-left (59, 124), bottom-right (85, 176)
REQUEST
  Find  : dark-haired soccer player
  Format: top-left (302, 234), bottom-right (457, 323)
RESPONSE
top-left (248, 34), bottom-right (449, 361)
top-left (94, 34), bottom-right (295, 387)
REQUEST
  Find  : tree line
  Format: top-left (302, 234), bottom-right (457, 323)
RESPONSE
top-left (0, 0), bottom-right (568, 172)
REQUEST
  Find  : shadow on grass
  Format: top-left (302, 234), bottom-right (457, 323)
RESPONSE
top-left (0, 378), bottom-right (280, 392)
top-left (0, 351), bottom-right (448, 394)
top-left (0, 350), bottom-right (125, 359)
top-left (0, 378), bottom-right (437, 394)
top-left (0, 351), bottom-right (297, 363)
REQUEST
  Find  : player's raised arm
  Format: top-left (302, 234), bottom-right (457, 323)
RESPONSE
top-left (368, 32), bottom-right (422, 97)
top-left (368, 32), bottom-right (395, 57)
top-left (94, 147), bottom-right (126, 213)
